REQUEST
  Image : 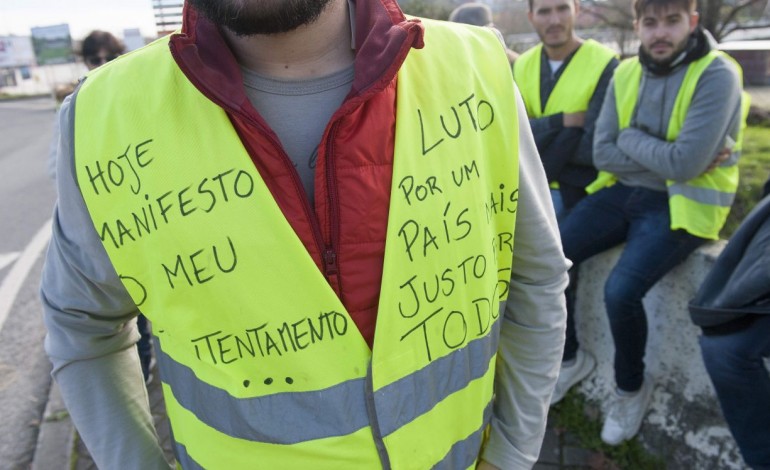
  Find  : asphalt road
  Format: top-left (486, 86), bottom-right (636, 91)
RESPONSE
top-left (0, 97), bottom-right (58, 469)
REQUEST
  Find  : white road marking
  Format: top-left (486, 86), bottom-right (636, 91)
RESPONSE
top-left (0, 220), bottom-right (52, 332)
top-left (0, 252), bottom-right (20, 271)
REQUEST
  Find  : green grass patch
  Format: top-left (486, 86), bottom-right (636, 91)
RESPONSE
top-left (722, 126), bottom-right (770, 238)
top-left (551, 391), bottom-right (665, 469)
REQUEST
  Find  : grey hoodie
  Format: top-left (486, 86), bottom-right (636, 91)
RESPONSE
top-left (593, 30), bottom-right (743, 191)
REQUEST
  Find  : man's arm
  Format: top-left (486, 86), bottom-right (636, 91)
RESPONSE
top-left (41, 94), bottom-right (171, 470)
top-left (481, 89), bottom-right (570, 469)
top-left (593, 79), bottom-right (650, 178)
top-left (528, 114), bottom-right (563, 151)
top-left (616, 60), bottom-right (742, 182)
top-left (573, 58), bottom-right (619, 167)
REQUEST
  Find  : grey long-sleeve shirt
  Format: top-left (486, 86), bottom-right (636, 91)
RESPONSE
top-left (593, 50), bottom-right (742, 191)
top-left (41, 86), bottom-right (569, 470)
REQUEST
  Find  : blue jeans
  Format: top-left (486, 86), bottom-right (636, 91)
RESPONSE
top-left (700, 316), bottom-right (770, 469)
top-left (550, 188), bottom-right (565, 220)
top-left (559, 183), bottom-right (706, 391)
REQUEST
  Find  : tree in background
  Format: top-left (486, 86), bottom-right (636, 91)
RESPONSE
top-left (583, 0), bottom-right (770, 47)
top-left (399, 0), bottom-right (455, 20)
top-left (699, 0), bottom-right (770, 41)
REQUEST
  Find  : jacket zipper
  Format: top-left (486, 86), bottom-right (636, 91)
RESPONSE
top-left (323, 121), bottom-right (342, 285)
top-left (171, 64), bottom-right (337, 283)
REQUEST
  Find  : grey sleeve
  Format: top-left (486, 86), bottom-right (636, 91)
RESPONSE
top-left (593, 79), bottom-right (650, 177)
top-left (41, 94), bottom-right (172, 469)
top-left (47, 113), bottom-right (60, 180)
top-left (482, 88), bottom-right (570, 469)
top-left (616, 60), bottom-right (742, 182)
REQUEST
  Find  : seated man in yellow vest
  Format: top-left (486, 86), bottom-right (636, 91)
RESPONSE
top-left (555, 0), bottom-right (744, 446)
top-left (513, 0), bottom-right (618, 217)
top-left (40, 0), bottom-right (571, 468)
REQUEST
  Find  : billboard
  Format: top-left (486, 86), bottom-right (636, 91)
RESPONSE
top-left (30, 24), bottom-right (75, 65)
top-left (0, 36), bottom-right (36, 68)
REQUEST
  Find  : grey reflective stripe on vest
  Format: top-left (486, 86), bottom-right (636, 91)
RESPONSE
top-left (376, 306), bottom-right (503, 437)
top-left (432, 401), bottom-right (493, 470)
top-left (175, 442), bottom-right (204, 470)
top-left (668, 182), bottom-right (735, 207)
top-left (154, 338), bottom-right (369, 444)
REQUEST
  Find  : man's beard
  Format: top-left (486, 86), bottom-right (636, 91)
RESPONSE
top-left (645, 36), bottom-right (689, 66)
top-left (188, 0), bottom-right (334, 35)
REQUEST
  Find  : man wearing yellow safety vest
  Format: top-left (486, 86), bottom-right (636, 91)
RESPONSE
top-left (554, 0), bottom-right (745, 446)
top-left (41, 0), bottom-right (571, 468)
top-left (513, 0), bottom-right (618, 217)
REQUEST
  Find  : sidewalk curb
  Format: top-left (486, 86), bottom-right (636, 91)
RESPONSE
top-left (31, 381), bottom-right (76, 470)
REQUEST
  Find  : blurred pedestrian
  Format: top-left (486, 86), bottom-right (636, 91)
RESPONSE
top-left (449, 2), bottom-right (519, 63)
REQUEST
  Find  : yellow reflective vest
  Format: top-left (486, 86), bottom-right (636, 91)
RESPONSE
top-left (73, 19), bottom-right (519, 469)
top-left (513, 39), bottom-right (617, 118)
top-left (589, 51), bottom-right (748, 240)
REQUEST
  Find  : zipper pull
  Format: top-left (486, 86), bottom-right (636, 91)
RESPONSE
top-left (324, 248), bottom-right (338, 276)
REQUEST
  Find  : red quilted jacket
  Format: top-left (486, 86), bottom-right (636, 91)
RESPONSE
top-left (169, 1), bottom-right (425, 347)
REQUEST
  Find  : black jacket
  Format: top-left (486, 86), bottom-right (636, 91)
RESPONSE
top-left (689, 187), bottom-right (770, 334)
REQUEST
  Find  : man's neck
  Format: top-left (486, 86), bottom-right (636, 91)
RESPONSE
top-left (222, 0), bottom-right (354, 79)
top-left (543, 35), bottom-right (583, 61)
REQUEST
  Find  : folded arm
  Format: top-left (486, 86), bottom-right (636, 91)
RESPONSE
top-left (593, 80), bottom-right (651, 178)
top-left (616, 61), bottom-right (742, 182)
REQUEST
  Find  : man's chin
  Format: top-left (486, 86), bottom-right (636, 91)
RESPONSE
top-left (543, 38), bottom-right (568, 49)
top-left (650, 53), bottom-right (673, 65)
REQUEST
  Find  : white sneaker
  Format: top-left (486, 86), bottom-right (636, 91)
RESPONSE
top-left (550, 349), bottom-right (596, 405)
top-left (601, 377), bottom-right (654, 445)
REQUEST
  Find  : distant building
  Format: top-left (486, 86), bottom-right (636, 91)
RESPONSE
top-left (153, 0), bottom-right (183, 37)
top-left (720, 40), bottom-right (770, 86)
top-left (0, 35), bottom-right (36, 91)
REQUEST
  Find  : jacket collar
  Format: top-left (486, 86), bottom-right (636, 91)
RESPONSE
top-left (168, 0), bottom-right (425, 119)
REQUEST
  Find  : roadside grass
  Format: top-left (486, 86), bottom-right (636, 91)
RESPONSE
top-left (722, 125), bottom-right (770, 238)
top-left (550, 391), bottom-right (665, 470)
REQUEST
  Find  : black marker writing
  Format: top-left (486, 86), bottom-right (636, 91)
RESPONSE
top-left (398, 201), bottom-right (472, 262)
top-left (162, 236), bottom-right (237, 289)
top-left (419, 94), bottom-right (496, 156)
top-left (85, 139), bottom-right (153, 196)
top-left (190, 311), bottom-right (348, 365)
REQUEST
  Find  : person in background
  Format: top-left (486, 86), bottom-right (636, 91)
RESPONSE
top-left (48, 31), bottom-right (125, 180)
top-left (514, 0), bottom-right (618, 219)
top-left (557, 0), bottom-right (745, 445)
top-left (48, 29), bottom-right (155, 385)
top-left (41, 0), bottom-right (569, 467)
top-left (449, 2), bottom-right (519, 63)
top-left (690, 179), bottom-right (770, 470)
top-left (512, 0), bottom-right (617, 408)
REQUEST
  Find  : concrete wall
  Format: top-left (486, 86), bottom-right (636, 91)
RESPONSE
top-left (570, 241), bottom-right (752, 469)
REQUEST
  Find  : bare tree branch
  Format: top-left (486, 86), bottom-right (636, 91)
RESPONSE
top-left (718, 0), bottom-right (767, 37)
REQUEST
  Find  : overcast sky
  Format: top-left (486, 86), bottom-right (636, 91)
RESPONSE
top-left (0, 0), bottom-right (158, 39)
